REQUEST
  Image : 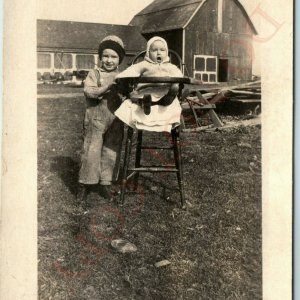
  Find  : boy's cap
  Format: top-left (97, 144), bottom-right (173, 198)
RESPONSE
top-left (98, 35), bottom-right (125, 63)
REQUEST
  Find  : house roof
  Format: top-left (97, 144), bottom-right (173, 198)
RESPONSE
top-left (37, 19), bottom-right (146, 54)
top-left (129, 0), bottom-right (257, 34)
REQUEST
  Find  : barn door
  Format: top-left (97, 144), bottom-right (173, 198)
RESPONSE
top-left (218, 59), bottom-right (228, 82)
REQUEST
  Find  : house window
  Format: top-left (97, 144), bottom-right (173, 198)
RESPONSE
top-left (54, 53), bottom-right (72, 69)
top-left (194, 55), bottom-right (218, 83)
top-left (76, 54), bottom-right (95, 69)
top-left (37, 53), bottom-right (51, 69)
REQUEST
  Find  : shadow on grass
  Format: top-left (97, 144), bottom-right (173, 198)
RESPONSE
top-left (51, 156), bottom-right (79, 196)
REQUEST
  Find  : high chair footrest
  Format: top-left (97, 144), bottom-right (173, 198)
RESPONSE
top-left (141, 146), bottom-right (174, 150)
top-left (126, 171), bottom-right (137, 180)
top-left (195, 104), bottom-right (216, 109)
top-left (128, 167), bottom-right (178, 172)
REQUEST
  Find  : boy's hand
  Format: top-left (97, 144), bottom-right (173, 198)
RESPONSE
top-left (115, 79), bottom-right (133, 96)
top-left (106, 81), bottom-right (115, 89)
top-left (105, 76), bottom-right (116, 88)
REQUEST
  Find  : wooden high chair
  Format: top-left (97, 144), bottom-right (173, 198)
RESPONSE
top-left (116, 50), bottom-right (222, 208)
top-left (116, 76), bottom-right (190, 208)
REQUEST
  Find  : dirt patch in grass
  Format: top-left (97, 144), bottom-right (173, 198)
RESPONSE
top-left (38, 96), bottom-right (261, 299)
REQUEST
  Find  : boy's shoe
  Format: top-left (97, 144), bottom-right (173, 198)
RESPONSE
top-left (99, 184), bottom-right (113, 200)
top-left (99, 184), bottom-right (119, 201)
top-left (73, 184), bottom-right (91, 216)
top-left (76, 184), bottom-right (89, 203)
top-left (143, 94), bottom-right (152, 115)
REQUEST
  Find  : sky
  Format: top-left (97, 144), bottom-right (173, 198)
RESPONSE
top-left (37, 0), bottom-right (153, 25)
top-left (37, 0), bottom-right (263, 74)
top-left (37, 0), bottom-right (260, 26)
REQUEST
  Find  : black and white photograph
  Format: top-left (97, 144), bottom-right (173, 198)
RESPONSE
top-left (1, 0), bottom-right (293, 299)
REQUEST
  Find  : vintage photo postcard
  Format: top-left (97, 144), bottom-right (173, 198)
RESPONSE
top-left (1, 0), bottom-right (293, 299)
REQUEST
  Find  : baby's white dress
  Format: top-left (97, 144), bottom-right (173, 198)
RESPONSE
top-left (114, 59), bottom-right (183, 132)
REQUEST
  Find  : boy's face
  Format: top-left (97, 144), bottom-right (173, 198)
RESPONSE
top-left (101, 49), bottom-right (120, 72)
top-left (149, 40), bottom-right (167, 63)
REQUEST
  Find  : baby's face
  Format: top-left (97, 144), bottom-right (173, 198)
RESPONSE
top-left (101, 48), bottom-right (120, 72)
top-left (149, 40), bottom-right (167, 63)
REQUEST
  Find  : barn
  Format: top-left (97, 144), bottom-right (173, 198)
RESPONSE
top-left (37, 19), bottom-right (146, 80)
top-left (129, 0), bottom-right (258, 83)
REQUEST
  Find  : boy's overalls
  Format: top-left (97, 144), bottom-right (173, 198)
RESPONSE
top-left (79, 68), bottom-right (124, 185)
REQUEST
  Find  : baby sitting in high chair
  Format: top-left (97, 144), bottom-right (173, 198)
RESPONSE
top-left (114, 36), bottom-right (183, 132)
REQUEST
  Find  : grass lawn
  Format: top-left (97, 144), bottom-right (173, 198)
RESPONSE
top-left (37, 83), bottom-right (83, 95)
top-left (38, 91), bottom-right (261, 299)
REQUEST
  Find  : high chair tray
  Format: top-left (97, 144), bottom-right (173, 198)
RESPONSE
top-left (116, 76), bottom-right (191, 84)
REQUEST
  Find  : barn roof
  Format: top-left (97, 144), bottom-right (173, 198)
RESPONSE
top-left (129, 0), bottom-right (204, 33)
top-left (37, 19), bottom-right (146, 54)
top-left (129, 0), bottom-right (257, 34)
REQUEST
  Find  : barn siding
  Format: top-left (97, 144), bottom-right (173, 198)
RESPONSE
top-left (223, 0), bottom-right (253, 35)
top-left (187, 0), bottom-right (218, 33)
top-left (122, 55), bottom-right (137, 70)
top-left (185, 0), bottom-right (253, 81)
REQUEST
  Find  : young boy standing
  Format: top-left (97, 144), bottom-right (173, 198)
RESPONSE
top-left (78, 35), bottom-right (125, 200)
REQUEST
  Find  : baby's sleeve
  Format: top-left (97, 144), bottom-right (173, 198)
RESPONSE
top-left (169, 64), bottom-right (184, 77)
top-left (116, 61), bottom-right (145, 78)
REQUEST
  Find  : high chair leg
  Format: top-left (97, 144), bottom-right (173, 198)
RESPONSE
top-left (172, 127), bottom-right (185, 208)
top-left (120, 127), bottom-right (134, 205)
top-left (133, 130), bottom-right (143, 189)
